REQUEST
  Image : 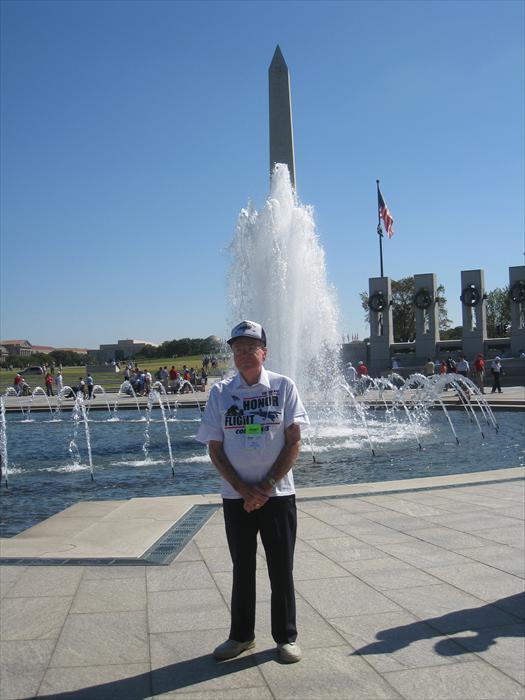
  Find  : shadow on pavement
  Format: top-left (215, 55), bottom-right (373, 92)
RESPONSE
top-left (352, 592), bottom-right (525, 659)
top-left (36, 649), bottom-right (275, 700)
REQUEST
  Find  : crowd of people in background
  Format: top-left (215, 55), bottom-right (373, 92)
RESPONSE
top-left (9, 350), bottom-right (523, 399)
top-left (343, 350), bottom-right (523, 396)
top-left (123, 360), bottom-right (210, 396)
top-left (420, 352), bottom-right (505, 394)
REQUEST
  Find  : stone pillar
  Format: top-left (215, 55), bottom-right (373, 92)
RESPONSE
top-left (414, 273), bottom-right (440, 361)
top-left (368, 277), bottom-right (393, 373)
top-left (509, 265), bottom-right (525, 355)
top-left (460, 269), bottom-right (487, 359)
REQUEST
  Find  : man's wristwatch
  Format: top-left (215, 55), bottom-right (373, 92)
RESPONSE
top-left (267, 477), bottom-right (277, 487)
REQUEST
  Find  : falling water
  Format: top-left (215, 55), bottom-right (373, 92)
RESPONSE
top-left (228, 163), bottom-right (341, 395)
top-left (69, 394), bottom-right (94, 480)
top-left (142, 390), bottom-right (175, 474)
top-left (0, 397), bottom-right (8, 486)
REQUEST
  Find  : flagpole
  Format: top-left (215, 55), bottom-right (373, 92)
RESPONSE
top-left (376, 179), bottom-right (384, 278)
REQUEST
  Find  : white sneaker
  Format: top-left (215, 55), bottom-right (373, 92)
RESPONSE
top-left (213, 638), bottom-right (255, 660)
top-left (277, 641), bottom-right (302, 663)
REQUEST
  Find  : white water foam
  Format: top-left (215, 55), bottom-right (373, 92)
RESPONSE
top-left (44, 463), bottom-right (90, 473)
top-left (228, 164), bottom-right (341, 395)
top-left (175, 454), bottom-right (211, 464)
top-left (111, 458), bottom-right (165, 467)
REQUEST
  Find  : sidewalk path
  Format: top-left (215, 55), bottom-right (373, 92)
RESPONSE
top-left (1, 470), bottom-right (524, 699)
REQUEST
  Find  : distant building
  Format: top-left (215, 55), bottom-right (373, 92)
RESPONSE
top-left (0, 345), bottom-right (9, 362)
top-left (31, 345), bottom-right (56, 355)
top-left (0, 339), bottom-right (34, 357)
top-left (94, 339), bottom-right (158, 362)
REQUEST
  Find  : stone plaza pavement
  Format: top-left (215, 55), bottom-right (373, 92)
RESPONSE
top-left (1, 469), bottom-right (524, 699)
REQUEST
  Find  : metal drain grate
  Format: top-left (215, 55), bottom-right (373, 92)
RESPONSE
top-left (0, 503), bottom-right (220, 567)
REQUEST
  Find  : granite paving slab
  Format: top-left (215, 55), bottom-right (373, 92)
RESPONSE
top-left (147, 588), bottom-right (230, 633)
top-left (82, 565), bottom-right (147, 580)
top-left (48, 610), bottom-right (149, 667)
top-left (336, 522), bottom-right (416, 545)
top-left (424, 561), bottom-right (524, 601)
top-left (338, 557), bottom-right (443, 590)
top-left (456, 543), bottom-right (525, 577)
top-left (71, 576), bottom-right (147, 613)
top-left (4, 566), bottom-right (83, 597)
top-left (375, 540), bottom-right (475, 569)
top-left (331, 610), bottom-right (477, 673)
top-left (0, 639), bottom-right (56, 700)
top-left (37, 662), bottom-right (151, 699)
top-left (297, 504), bottom-right (366, 526)
top-left (146, 560), bottom-right (216, 592)
top-left (474, 524), bottom-right (525, 547)
top-left (255, 645), bottom-right (402, 699)
top-left (0, 565), bottom-right (26, 597)
top-left (449, 625), bottom-right (525, 685)
top-left (296, 575), bottom-right (403, 618)
top-left (383, 660), bottom-right (524, 699)
top-left (302, 535), bottom-right (382, 562)
top-left (1, 595), bottom-right (73, 641)
top-left (381, 584), bottom-right (523, 633)
top-left (400, 526), bottom-right (493, 550)
top-left (293, 514), bottom-right (347, 539)
top-left (292, 549), bottom-right (352, 580)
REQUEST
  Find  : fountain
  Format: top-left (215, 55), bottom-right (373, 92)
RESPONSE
top-left (113, 380), bottom-right (143, 418)
top-left (88, 385), bottom-right (113, 419)
top-left (228, 163), bottom-right (340, 395)
top-left (68, 393), bottom-right (94, 481)
top-left (142, 389), bottom-right (175, 476)
top-left (0, 396), bottom-right (8, 487)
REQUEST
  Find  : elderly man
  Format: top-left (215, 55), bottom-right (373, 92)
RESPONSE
top-left (196, 320), bottom-right (308, 664)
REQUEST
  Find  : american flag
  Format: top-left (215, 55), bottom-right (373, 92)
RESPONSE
top-left (378, 187), bottom-right (394, 239)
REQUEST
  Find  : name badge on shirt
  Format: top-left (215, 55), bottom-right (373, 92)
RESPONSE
top-left (245, 424), bottom-right (262, 436)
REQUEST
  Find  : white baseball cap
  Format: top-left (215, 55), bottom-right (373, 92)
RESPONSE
top-left (227, 320), bottom-right (267, 346)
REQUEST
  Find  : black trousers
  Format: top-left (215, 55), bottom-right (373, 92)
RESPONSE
top-left (491, 370), bottom-right (502, 393)
top-left (223, 495), bottom-right (297, 645)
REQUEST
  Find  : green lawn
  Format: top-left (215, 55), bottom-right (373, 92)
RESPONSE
top-left (0, 355), bottom-right (231, 394)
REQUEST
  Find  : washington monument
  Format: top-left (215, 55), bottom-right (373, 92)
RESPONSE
top-left (269, 45), bottom-right (296, 189)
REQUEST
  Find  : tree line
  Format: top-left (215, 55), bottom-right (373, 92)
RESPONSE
top-left (134, 337), bottom-right (223, 360)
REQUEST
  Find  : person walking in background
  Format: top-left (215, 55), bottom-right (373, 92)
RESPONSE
top-left (86, 373), bottom-right (94, 399)
top-left (357, 361), bottom-right (368, 377)
top-left (490, 356), bottom-right (503, 393)
top-left (55, 371), bottom-right (63, 395)
top-left (144, 369), bottom-right (152, 395)
top-left (474, 354), bottom-right (485, 394)
top-left (161, 366), bottom-right (169, 393)
top-left (44, 371), bottom-right (54, 397)
top-left (196, 320), bottom-right (308, 664)
top-left (169, 366), bottom-right (179, 394)
top-left (445, 353), bottom-right (456, 374)
top-left (423, 358), bottom-right (435, 377)
top-left (456, 355), bottom-right (469, 378)
top-left (345, 362), bottom-right (357, 384)
top-left (77, 377), bottom-right (86, 398)
top-left (13, 373), bottom-right (22, 396)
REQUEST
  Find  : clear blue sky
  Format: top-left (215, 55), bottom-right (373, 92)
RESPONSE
top-left (1, 0), bottom-right (523, 348)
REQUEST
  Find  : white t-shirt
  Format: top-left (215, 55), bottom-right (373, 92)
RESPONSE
top-left (196, 366), bottom-right (309, 499)
top-left (456, 359), bottom-right (469, 373)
